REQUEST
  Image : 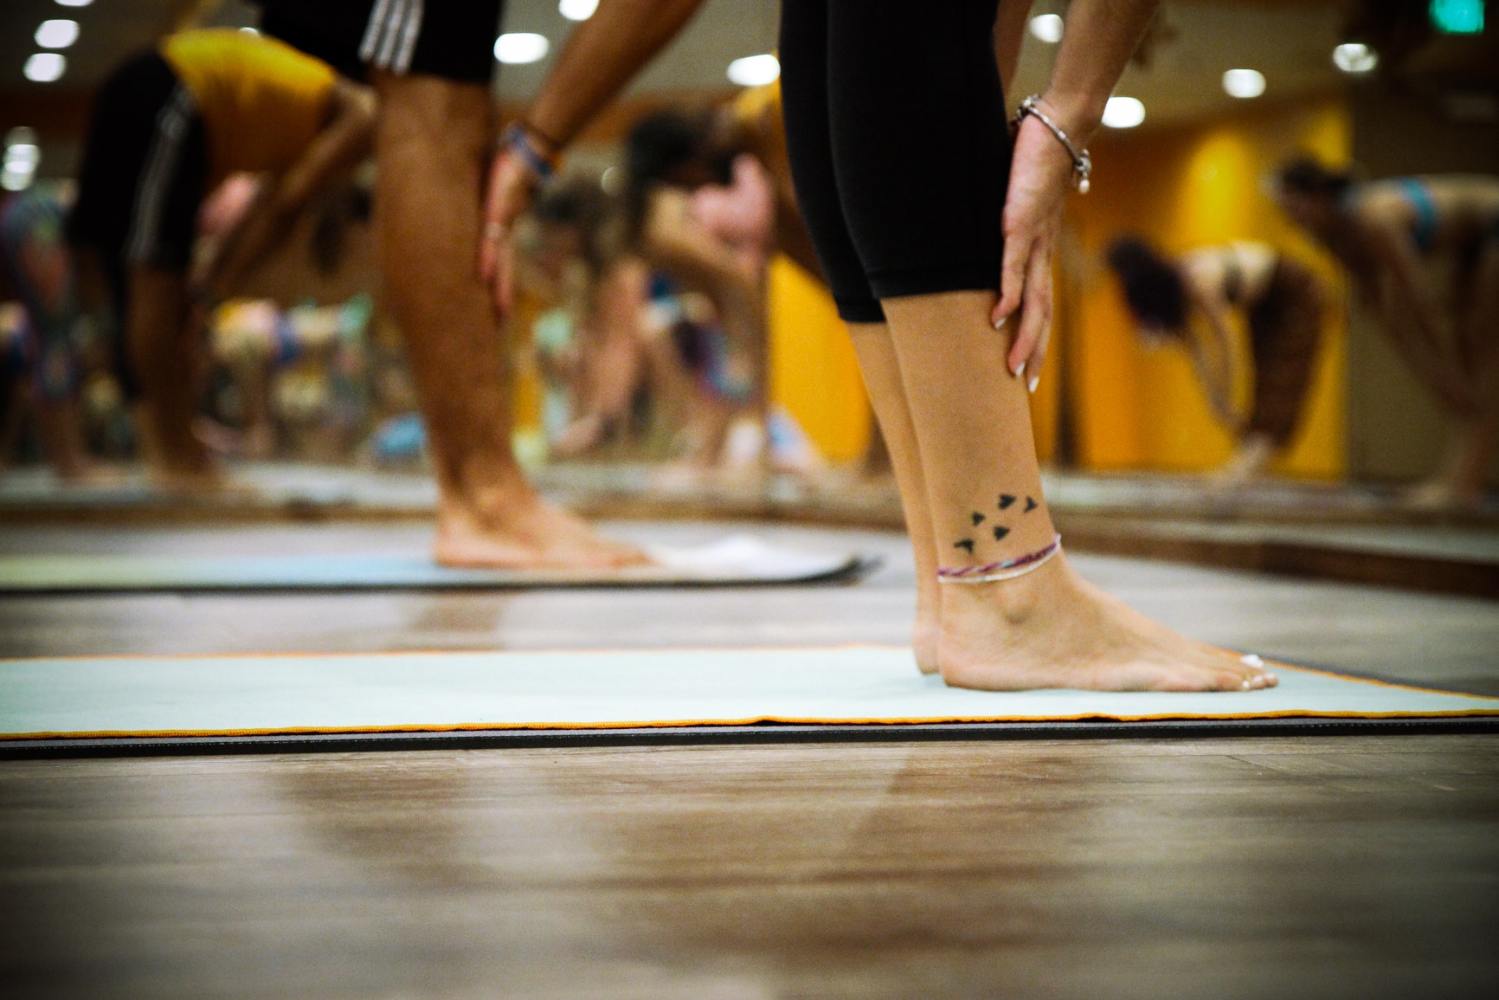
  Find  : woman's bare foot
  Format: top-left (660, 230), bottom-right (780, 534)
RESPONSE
top-left (937, 553), bottom-right (1278, 692)
top-left (435, 492), bottom-right (650, 570)
top-left (914, 585), bottom-right (940, 675)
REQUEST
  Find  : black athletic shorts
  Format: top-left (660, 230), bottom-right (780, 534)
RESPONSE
top-left (67, 51), bottom-right (208, 278)
top-left (251, 0), bottom-right (506, 84)
top-left (779, 0), bottom-right (1010, 323)
top-left (65, 51), bottom-right (209, 396)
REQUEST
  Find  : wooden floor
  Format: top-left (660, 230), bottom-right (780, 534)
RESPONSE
top-left (2, 520), bottom-right (1497, 998)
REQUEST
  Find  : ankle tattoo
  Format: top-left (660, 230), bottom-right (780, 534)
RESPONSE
top-left (944, 493), bottom-right (1051, 583)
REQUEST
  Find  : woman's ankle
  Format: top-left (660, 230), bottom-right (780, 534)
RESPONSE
top-left (937, 553), bottom-right (1073, 637)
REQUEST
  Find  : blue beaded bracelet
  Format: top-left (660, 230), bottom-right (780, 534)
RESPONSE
top-left (500, 123), bottom-right (558, 181)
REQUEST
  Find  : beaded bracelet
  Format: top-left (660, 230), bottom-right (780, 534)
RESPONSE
top-left (1014, 95), bottom-right (1092, 194)
top-left (499, 122), bottom-right (560, 181)
top-left (938, 534), bottom-right (1063, 584)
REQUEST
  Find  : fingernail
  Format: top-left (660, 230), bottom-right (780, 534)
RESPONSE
top-left (993, 314), bottom-right (1008, 331)
top-left (1013, 361), bottom-right (1026, 380)
top-left (1028, 374), bottom-right (1040, 394)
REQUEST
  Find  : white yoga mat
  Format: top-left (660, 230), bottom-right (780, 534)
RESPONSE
top-left (3, 645), bottom-right (1496, 742)
top-left (0, 536), bottom-right (868, 593)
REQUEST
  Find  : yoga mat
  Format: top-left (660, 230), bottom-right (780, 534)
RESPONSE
top-left (0, 536), bottom-right (871, 593)
top-left (3, 646), bottom-right (1496, 755)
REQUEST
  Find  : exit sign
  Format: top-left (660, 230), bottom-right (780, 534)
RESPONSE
top-left (1430, 0), bottom-right (1485, 34)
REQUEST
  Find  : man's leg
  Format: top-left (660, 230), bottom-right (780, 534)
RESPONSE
top-left (126, 265), bottom-right (219, 488)
top-left (371, 72), bottom-right (640, 568)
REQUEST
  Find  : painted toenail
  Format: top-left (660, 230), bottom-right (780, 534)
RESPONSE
top-left (1241, 653), bottom-right (1264, 668)
top-left (1241, 678), bottom-right (1253, 690)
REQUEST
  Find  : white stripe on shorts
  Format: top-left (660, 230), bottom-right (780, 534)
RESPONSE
top-left (359, 0), bottom-right (398, 64)
top-left (360, 0), bottom-right (426, 74)
top-left (393, 0), bottom-right (425, 73)
top-left (125, 85), bottom-right (194, 265)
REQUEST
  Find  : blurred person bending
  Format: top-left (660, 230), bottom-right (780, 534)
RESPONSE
top-left (1276, 157), bottom-right (1499, 508)
top-left (67, 28), bottom-right (376, 491)
top-left (1106, 236), bottom-right (1327, 488)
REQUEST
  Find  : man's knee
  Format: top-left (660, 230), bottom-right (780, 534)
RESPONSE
top-left (373, 71), bottom-right (490, 161)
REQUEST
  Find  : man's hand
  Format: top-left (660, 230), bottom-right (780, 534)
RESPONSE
top-left (992, 112), bottom-right (1074, 391)
top-left (478, 147), bottom-right (539, 316)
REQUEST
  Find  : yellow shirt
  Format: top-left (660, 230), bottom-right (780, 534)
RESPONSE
top-left (160, 30), bottom-right (337, 186)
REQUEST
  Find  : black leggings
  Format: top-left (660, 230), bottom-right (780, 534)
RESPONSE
top-left (779, 0), bottom-right (1010, 323)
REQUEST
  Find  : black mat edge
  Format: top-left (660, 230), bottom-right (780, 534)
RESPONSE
top-left (0, 554), bottom-right (882, 596)
top-left (4, 715), bottom-right (1497, 759)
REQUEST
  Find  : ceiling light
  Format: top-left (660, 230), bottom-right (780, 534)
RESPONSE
top-left (1101, 96), bottom-right (1145, 129)
top-left (1029, 14), bottom-right (1064, 44)
top-left (2, 128), bottom-right (37, 192)
top-left (494, 33), bottom-right (550, 65)
top-left (727, 53), bottom-right (779, 87)
top-left (1332, 42), bottom-right (1378, 74)
top-left (4, 144), bottom-right (41, 170)
top-left (35, 19), bottom-right (79, 49)
top-left (54, 0), bottom-right (94, 7)
top-left (2, 167), bottom-right (36, 193)
top-left (558, 0), bottom-right (599, 21)
top-left (1429, 0), bottom-right (1484, 34)
top-left (24, 53), bottom-right (67, 83)
top-left (1222, 68), bottom-right (1266, 99)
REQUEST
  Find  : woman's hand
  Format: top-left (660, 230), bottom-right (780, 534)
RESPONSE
top-left (992, 111), bottom-right (1077, 392)
top-left (477, 148), bottom-right (540, 316)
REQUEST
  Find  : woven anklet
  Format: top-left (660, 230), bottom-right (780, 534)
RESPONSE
top-left (938, 534), bottom-right (1062, 584)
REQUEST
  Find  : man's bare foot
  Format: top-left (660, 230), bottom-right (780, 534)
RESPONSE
top-left (435, 493), bottom-right (650, 570)
top-left (937, 553), bottom-right (1278, 692)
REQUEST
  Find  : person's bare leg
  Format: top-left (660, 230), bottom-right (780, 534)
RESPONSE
top-left (1445, 243), bottom-right (1499, 504)
top-left (34, 398), bottom-right (107, 482)
top-left (127, 265), bottom-right (221, 490)
top-left (884, 291), bottom-right (1276, 692)
top-left (847, 322), bottom-right (939, 674)
top-left (372, 72), bottom-right (642, 568)
top-left (1406, 243), bottom-right (1499, 509)
top-left (1410, 405), bottom-right (1499, 510)
top-left (237, 359), bottom-right (276, 459)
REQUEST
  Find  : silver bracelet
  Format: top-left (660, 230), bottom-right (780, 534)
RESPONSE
top-left (1014, 95), bottom-right (1092, 194)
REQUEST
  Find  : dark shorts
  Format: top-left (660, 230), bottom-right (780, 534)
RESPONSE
top-left (252, 0), bottom-right (506, 84)
top-left (67, 51), bottom-right (208, 277)
top-left (66, 51), bottom-right (209, 396)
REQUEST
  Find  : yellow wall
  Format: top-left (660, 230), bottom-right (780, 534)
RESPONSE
top-left (1063, 98), bottom-right (1352, 478)
top-left (767, 256), bottom-right (871, 462)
